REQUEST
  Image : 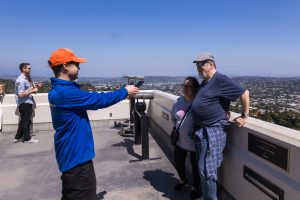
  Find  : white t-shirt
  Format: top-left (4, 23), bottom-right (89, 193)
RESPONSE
top-left (171, 96), bottom-right (195, 152)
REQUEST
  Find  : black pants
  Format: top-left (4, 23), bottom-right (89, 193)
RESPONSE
top-left (174, 145), bottom-right (200, 188)
top-left (15, 103), bottom-right (32, 141)
top-left (61, 160), bottom-right (96, 200)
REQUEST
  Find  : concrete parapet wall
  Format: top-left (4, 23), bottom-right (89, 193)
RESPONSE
top-left (147, 90), bottom-right (177, 135)
top-left (148, 90), bottom-right (300, 200)
top-left (0, 93), bottom-right (131, 132)
top-left (221, 113), bottom-right (300, 200)
top-left (1, 93), bottom-right (52, 128)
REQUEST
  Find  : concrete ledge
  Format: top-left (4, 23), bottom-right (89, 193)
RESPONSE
top-left (1, 119), bottom-right (129, 133)
top-left (1, 123), bottom-right (54, 133)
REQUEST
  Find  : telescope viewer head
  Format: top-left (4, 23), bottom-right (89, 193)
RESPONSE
top-left (135, 92), bottom-right (154, 100)
top-left (123, 75), bottom-right (144, 80)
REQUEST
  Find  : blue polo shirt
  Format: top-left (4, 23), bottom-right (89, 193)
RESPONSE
top-left (48, 78), bottom-right (128, 172)
top-left (191, 72), bottom-right (245, 126)
top-left (15, 74), bottom-right (34, 106)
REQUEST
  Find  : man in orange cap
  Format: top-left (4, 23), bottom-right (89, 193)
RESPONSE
top-left (48, 48), bottom-right (139, 200)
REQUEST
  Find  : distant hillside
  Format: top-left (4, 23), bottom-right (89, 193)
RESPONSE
top-left (0, 79), bottom-right (15, 94)
top-left (0, 75), bottom-right (49, 82)
top-left (1, 75), bottom-right (299, 83)
top-left (232, 76), bottom-right (300, 81)
top-left (0, 75), bottom-right (17, 81)
top-left (144, 76), bottom-right (187, 83)
top-left (0, 78), bottom-right (95, 94)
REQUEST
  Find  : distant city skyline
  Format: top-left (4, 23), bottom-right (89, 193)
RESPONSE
top-left (0, 0), bottom-right (300, 77)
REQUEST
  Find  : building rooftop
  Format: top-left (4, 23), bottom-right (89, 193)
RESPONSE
top-left (1, 91), bottom-right (300, 200)
top-left (0, 127), bottom-right (198, 200)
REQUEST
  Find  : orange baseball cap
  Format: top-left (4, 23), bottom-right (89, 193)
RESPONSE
top-left (49, 48), bottom-right (87, 67)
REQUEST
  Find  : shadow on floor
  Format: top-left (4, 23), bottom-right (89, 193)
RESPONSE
top-left (112, 138), bottom-right (142, 160)
top-left (96, 190), bottom-right (107, 200)
top-left (143, 169), bottom-right (190, 200)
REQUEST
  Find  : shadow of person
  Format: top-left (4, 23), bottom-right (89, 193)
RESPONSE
top-left (0, 94), bottom-right (4, 104)
top-left (30, 98), bottom-right (36, 135)
top-left (96, 190), bottom-right (107, 200)
top-left (15, 106), bottom-right (20, 116)
top-left (112, 138), bottom-right (142, 160)
top-left (143, 169), bottom-right (189, 200)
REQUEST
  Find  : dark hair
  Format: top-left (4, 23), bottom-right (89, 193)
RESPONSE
top-left (48, 60), bottom-right (63, 77)
top-left (184, 76), bottom-right (200, 89)
top-left (19, 63), bottom-right (30, 72)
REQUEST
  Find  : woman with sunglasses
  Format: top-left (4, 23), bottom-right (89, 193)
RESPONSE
top-left (171, 76), bottom-right (201, 199)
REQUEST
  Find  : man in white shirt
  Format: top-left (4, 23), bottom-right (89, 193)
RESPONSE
top-left (13, 63), bottom-right (39, 143)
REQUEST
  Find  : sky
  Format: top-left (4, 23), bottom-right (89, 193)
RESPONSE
top-left (0, 0), bottom-right (299, 77)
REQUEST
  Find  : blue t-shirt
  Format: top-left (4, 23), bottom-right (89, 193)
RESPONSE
top-left (48, 78), bottom-right (128, 173)
top-left (191, 72), bottom-right (245, 126)
top-left (15, 74), bottom-right (34, 106)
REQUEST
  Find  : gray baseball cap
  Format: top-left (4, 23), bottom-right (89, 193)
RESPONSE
top-left (193, 52), bottom-right (215, 63)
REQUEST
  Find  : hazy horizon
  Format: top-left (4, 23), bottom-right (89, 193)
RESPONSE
top-left (1, 73), bottom-right (299, 79)
top-left (1, 66), bottom-right (300, 78)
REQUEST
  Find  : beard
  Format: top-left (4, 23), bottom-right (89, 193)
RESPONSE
top-left (25, 71), bottom-right (31, 77)
top-left (69, 73), bottom-right (78, 81)
top-left (198, 71), bottom-right (207, 80)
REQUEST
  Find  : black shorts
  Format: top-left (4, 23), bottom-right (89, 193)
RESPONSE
top-left (61, 160), bottom-right (96, 200)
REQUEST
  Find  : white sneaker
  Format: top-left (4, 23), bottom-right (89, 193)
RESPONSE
top-left (24, 138), bottom-right (39, 143)
top-left (13, 139), bottom-right (22, 143)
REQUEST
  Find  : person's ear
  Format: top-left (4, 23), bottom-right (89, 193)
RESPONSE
top-left (62, 63), bottom-right (69, 70)
top-left (61, 63), bottom-right (70, 73)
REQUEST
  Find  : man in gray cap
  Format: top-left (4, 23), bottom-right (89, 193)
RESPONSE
top-left (191, 52), bottom-right (249, 200)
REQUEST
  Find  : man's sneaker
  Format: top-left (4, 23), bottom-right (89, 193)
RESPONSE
top-left (24, 138), bottom-right (39, 143)
top-left (13, 139), bottom-right (22, 143)
top-left (30, 133), bottom-right (36, 137)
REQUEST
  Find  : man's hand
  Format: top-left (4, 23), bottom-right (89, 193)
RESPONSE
top-left (125, 85), bottom-right (139, 97)
top-left (233, 116), bottom-right (248, 127)
top-left (35, 82), bottom-right (44, 88)
top-left (234, 90), bottom-right (250, 127)
top-left (31, 87), bottom-right (38, 93)
top-left (19, 87), bottom-right (38, 97)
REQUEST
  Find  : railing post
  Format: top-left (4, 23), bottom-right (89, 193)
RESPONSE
top-left (129, 97), bottom-right (135, 124)
top-left (134, 109), bottom-right (141, 145)
top-left (133, 92), bottom-right (154, 160)
top-left (140, 113), bottom-right (149, 159)
top-left (117, 75), bottom-right (144, 137)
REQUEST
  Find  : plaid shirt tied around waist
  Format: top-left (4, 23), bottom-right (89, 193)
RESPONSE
top-left (194, 120), bottom-right (229, 179)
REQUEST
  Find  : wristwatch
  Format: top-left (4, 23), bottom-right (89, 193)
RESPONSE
top-left (241, 112), bottom-right (248, 118)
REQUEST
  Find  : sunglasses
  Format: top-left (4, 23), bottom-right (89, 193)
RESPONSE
top-left (196, 62), bottom-right (206, 68)
top-left (181, 84), bottom-right (194, 89)
top-left (67, 61), bottom-right (80, 69)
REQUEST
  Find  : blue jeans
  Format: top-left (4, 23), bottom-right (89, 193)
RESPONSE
top-left (195, 131), bottom-right (218, 200)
